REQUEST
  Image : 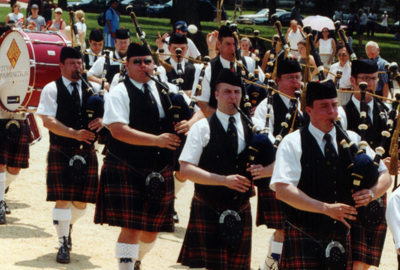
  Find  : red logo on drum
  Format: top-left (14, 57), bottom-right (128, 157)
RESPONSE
top-left (7, 39), bottom-right (21, 69)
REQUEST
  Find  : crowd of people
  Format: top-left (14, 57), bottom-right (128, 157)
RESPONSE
top-left (1, 1), bottom-right (400, 270)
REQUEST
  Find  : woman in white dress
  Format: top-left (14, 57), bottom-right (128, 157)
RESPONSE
top-left (315, 27), bottom-right (336, 70)
top-left (5, 2), bottom-right (25, 29)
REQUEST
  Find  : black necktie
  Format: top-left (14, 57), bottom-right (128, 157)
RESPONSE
top-left (324, 133), bottom-right (338, 170)
top-left (70, 82), bottom-right (80, 107)
top-left (94, 55), bottom-right (97, 62)
top-left (144, 83), bottom-right (159, 116)
top-left (228, 116), bottom-right (238, 153)
top-left (230, 61), bottom-right (235, 72)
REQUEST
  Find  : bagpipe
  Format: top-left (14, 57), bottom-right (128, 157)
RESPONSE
top-left (335, 21), bottom-right (357, 61)
top-left (272, 14), bottom-right (290, 59)
top-left (67, 6), bottom-right (104, 142)
top-left (264, 34), bottom-right (280, 79)
top-left (126, 5), bottom-right (173, 72)
top-left (189, 56), bottom-right (211, 113)
top-left (332, 118), bottom-right (384, 229)
top-left (303, 26), bottom-right (325, 81)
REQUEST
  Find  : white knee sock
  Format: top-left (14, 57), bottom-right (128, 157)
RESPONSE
top-left (138, 239), bottom-right (156, 261)
top-left (5, 170), bottom-right (18, 190)
top-left (52, 208), bottom-right (71, 247)
top-left (260, 234), bottom-right (283, 270)
top-left (70, 203), bottom-right (87, 225)
top-left (115, 242), bottom-right (139, 270)
top-left (0, 172), bottom-right (6, 201)
top-left (174, 172), bottom-right (186, 196)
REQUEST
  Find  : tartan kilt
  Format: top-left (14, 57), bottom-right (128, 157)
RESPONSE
top-left (94, 154), bottom-right (175, 232)
top-left (46, 145), bottom-right (98, 203)
top-left (256, 179), bottom-right (286, 229)
top-left (350, 194), bottom-right (388, 266)
top-left (0, 119), bottom-right (29, 168)
top-left (280, 222), bottom-right (352, 270)
top-left (178, 193), bottom-right (252, 270)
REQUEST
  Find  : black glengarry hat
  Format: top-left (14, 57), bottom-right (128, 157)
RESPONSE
top-left (169, 33), bottom-right (188, 44)
top-left (89, 28), bottom-right (104, 41)
top-left (277, 58), bottom-right (302, 76)
top-left (218, 25), bottom-right (234, 38)
top-left (60, 46), bottom-right (81, 62)
top-left (306, 79), bottom-right (337, 105)
top-left (127, 43), bottom-right (151, 60)
top-left (115, 28), bottom-right (130, 40)
top-left (351, 59), bottom-right (378, 76)
top-left (215, 68), bottom-right (242, 87)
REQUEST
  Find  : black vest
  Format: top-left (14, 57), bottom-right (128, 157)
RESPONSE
top-left (272, 94), bottom-right (306, 138)
top-left (165, 58), bottom-right (196, 90)
top-left (209, 56), bottom-right (248, 108)
top-left (105, 50), bottom-right (122, 83)
top-left (83, 50), bottom-right (104, 71)
top-left (286, 126), bottom-right (353, 236)
top-left (196, 114), bottom-right (252, 207)
top-left (343, 98), bottom-right (388, 153)
top-left (50, 77), bottom-right (91, 149)
top-left (106, 77), bottom-right (175, 171)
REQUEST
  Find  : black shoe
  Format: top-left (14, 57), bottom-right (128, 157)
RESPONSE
top-left (4, 200), bottom-right (10, 215)
top-left (5, 186), bottom-right (9, 194)
top-left (68, 225), bottom-right (73, 251)
top-left (56, 236), bottom-right (70, 264)
top-left (173, 210), bottom-right (179, 224)
top-left (134, 260), bottom-right (141, 270)
top-left (0, 201), bottom-right (6, 224)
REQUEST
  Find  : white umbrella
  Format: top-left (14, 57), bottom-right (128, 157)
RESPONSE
top-left (302, 15), bottom-right (335, 32)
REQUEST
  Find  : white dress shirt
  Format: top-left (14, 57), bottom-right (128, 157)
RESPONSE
top-left (160, 36), bottom-right (201, 61)
top-left (270, 122), bottom-right (387, 191)
top-left (87, 50), bottom-right (123, 78)
top-left (338, 95), bottom-right (375, 129)
top-left (179, 110), bottom-right (245, 166)
top-left (37, 76), bottom-right (102, 117)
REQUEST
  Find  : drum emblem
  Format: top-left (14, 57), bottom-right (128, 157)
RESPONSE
top-left (7, 39), bottom-right (21, 69)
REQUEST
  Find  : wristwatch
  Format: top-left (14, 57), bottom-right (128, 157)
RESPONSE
top-left (368, 189), bottom-right (375, 201)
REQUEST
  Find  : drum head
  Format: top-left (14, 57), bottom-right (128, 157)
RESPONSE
top-left (0, 30), bottom-right (30, 111)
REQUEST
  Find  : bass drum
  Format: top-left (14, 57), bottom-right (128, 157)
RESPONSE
top-left (0, 30), bottom-right (71, 111)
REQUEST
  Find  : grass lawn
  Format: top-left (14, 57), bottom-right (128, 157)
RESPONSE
top-left (1, 6), bottom-right (399, 66)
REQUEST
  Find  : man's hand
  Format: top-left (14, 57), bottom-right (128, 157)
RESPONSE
top-left (88, 117), bottom-right (103, 133)
top-left (156, 133), bottom-right (181, 150)
top-left (352, 189), bottom-right (373, 208)
top-left (75, 129), bottom-right (96, 144)
top-left (111, 32), bottom-right (116, 39)
top-left (247, 164), bottom-right (267, 180)
top-left (174, 120), bottom-right (190, 135)
top-left (324, 203), bottom-right (357, 229)
top-left (156, 32), bottom-right (169, 49)
top-left (207, 30), bottom-right (218, 48)
top-left (225, 174), bottom-right (251, 193)
top-left (382, 156), bottom-right (400, 174)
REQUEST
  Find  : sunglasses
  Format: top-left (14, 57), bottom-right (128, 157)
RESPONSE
top-left (357, 76), bottom-right (379, 82)
top-left (133, 58), bottom-right (152, 65)
top-left (337, 53), bottom-right (347, 57)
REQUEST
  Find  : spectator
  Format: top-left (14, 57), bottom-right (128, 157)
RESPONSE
top-left (156, 21), bottom-right (201, 61)
top-left (285, 20), bottom-right (305, 59)
top-left (395, 30), bottom-right (400, 41)
top-left (381, 11), bottom-right (388, 32)
top-left (365, 41), bottom-right (389, 97)
top-left (327, 42), bottom-right (352, 105)
top-left (356, 9), bottom-right (367, 48)
top-left (315, 27), bottom-right (336, 69)
top-left (42, 0), bottom-right (55, 23)
top-left (367, 10), bottom-right (377, 37)
top-left (297, 40), bottom-right (318, 80)
top-left (75, 10), bottom-right (87, 51)
top-left (48, 7), bottom-right (65, 32)
top-left (240, 37), bottom-right (256, 59)
top-left (334, 6), bottom-right (343, 21)
top-left (105, 0), bottom-right (120, 48)
top-left (26, 4), bottom-right (46, 31)
top-left (290, 0), bottom-right (303, 27)
top-left (6, 3), bottom-right (24, 29)
top-left (346, 30), bottom-right (354, 48)
top-left (26, 0), bottom-right (43, 17)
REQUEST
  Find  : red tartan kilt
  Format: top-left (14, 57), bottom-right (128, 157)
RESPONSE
top-left (0, 119), bottom-right (29, 168)
top-left (46, 145), bottom-right (99, 203)
top-left (350, 193), bottom-right (388, 267)
top-left (280, 222), bottom-right (352, 270)
top-left (94, 157), bottom-right (175, 232)
top-left (256, 183), bottom-right (286, 229)
top-left (178, 193), bottom-right (252, 270)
